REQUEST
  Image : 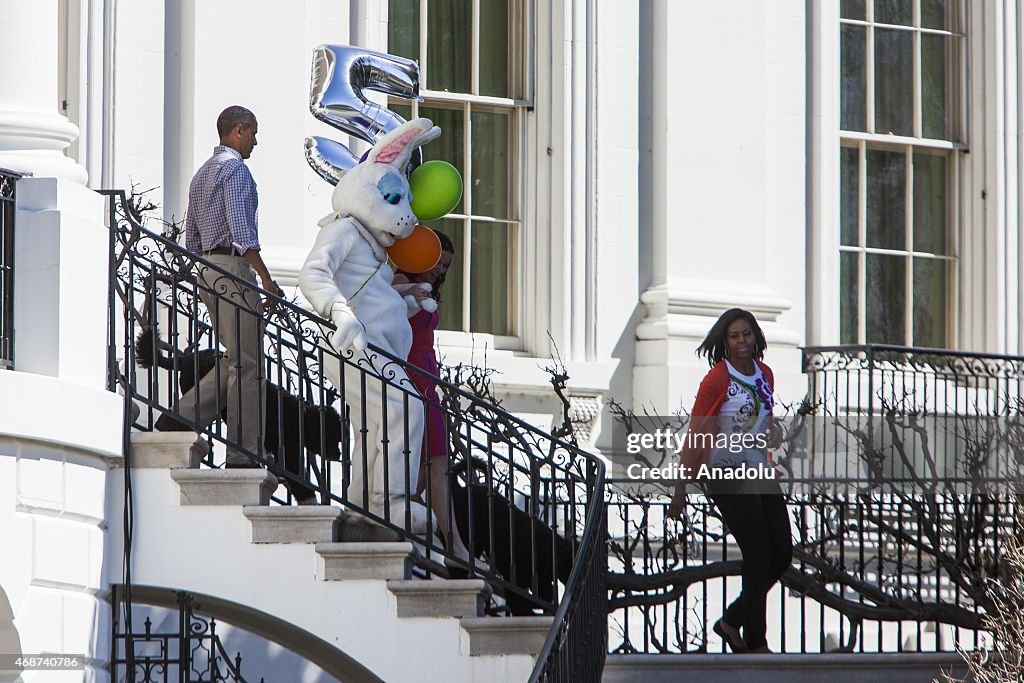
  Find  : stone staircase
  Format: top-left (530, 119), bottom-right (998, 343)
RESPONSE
top-left (602, 653), bottom-right (968, 682)
top-left (109, 431), bottom-right (554, 683)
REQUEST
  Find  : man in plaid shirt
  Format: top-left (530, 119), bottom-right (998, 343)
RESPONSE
top-left (178, 105), bottom-right (284, 470)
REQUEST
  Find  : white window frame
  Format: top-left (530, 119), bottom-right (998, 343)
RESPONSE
top-left (809, 0), bottom-right (968, 349)
top-left (386, 0), bottom-right (532, 350)
top-left (838, 139), bottom-right (962, 346)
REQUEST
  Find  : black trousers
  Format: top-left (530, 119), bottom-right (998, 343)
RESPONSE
top-left (708, 489), bottom-right (793, 650)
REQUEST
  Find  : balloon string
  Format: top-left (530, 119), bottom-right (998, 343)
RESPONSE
top-left (349, 260), bottom-right (385, 305)
top-left (350, 219), bottom-right (388, 264)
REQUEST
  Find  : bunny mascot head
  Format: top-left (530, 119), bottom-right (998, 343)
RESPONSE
top-left (330, 120), bottom-right (440, 251)
top-left (298, 118), bottom-right (441, 532)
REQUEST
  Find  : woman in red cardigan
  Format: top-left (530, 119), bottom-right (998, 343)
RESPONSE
top-left (667, 308), bottom-right (792, 654)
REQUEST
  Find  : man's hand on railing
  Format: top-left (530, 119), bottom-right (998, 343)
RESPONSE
top-left (242, 248), bottom-right (284, 313)
top-left (329, 303), bottom-right (367, 352)
top-left (260, 279), bottom-right (284, 313)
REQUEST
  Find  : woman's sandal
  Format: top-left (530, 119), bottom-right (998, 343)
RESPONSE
top-left (713, 619), bottom-right (747, 653)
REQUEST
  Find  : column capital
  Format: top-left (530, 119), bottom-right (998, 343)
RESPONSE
top-left (0, 0), bottom-right (88, 183)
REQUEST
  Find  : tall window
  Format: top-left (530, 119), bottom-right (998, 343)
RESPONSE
top-left (388, 0), bottom-right (527, 336)
top-left (839, 0), bottom-right (964, 347)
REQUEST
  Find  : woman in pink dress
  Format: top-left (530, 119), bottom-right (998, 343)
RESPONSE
top-left (393, 230), bottom-right (471, 562)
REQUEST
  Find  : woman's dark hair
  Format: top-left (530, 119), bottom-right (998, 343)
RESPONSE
top-left (398, 229), bottom-right (455, 302)
top-left (696, 308), bottom-right (767, 367)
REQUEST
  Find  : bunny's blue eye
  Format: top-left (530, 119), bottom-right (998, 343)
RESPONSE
top-left (378, 174), bottom-right (406, 206)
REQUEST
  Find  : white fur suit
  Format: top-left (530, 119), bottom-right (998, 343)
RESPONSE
top-left (299, 119), bottom-right (441, 531)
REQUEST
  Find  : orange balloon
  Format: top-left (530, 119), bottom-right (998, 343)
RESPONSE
top-left (387, 224), bottom-right (442, 274)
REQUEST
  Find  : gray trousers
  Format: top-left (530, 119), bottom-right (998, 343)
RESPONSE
top-left (177, 254), bottom-right (265, 465)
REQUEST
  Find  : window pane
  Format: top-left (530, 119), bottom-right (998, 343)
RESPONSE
top-left (841, 146), bottom-right (859, 246)
top-left (922, 0), bottom-right (949, 30)
top-left (875, 28), bottom-right (913, 136)
top-left (913, 153), bottom-right (947, 254)
top-left (433, 217), bottom-right (465, 331)
top-left (866, 253), bottom-right (906, 344)
top-left (841, 0), bottom-right (866, 20)
top-left (390, 102), bottom-right (412, 123)
top-left (479, 0), bottom-right (510, 97)
top-left (470, 221), bottom-right (510, 335)
top-left (840, 252), bottom-right (860, 344)
top-left (913, 258), bottom-right (947, 347)
top-left (388, 0), bottom-right (420, 62)
top-left (922, 34), bottom-right (949, 139)
top-left (866, 148), bottom-right (905, 250)
top-left (875, 0), bottom-right (911, 26)
top-left (470, 110), bottom-right (511, 219)
top-left (419, 105), bottom-right (466, 215)
top-left (841, 25), bottom-right (867, 132)
top-left (427, 0), bottom-right (471, 92)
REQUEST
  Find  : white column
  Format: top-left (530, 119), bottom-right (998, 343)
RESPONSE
top-left (633, 0), bottom-right (806, 413)
top-left (0, 0), bottom-right (88, 183)
top-left (806, 0), bottom-right (841, 346)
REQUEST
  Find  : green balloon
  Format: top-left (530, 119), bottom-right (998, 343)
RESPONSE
top-left (409, 160), bottom-right (463, 221)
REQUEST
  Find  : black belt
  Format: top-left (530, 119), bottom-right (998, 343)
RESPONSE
top-left (203, 246), bottom-right (241, 256)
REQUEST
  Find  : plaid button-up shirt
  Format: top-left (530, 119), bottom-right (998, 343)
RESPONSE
top-left (185, 146), bottom-right (260, 254)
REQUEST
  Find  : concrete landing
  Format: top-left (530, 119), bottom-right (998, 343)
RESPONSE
top-left (603, 653), bottom-right (969, 683)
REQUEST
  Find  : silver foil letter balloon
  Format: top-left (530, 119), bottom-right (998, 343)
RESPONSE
top-left (305, 44), bottom-right (421, 185)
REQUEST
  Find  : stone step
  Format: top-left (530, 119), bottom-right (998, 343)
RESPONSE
top-left (387, 579), bottom-right (491, 618)
top-left (338, 517), bottom-right (404, 542)
top-left (171, 468), bottom-right (277, 506)
top-left (601, 653), bottom-right (969, 683)
top-left (458, 616), bottom-right (554, 656)
top-left (243, 505), bottom-right (346, 543)
top-left (315, 542), bottom-right (416, 581)
top-left (128, 431), bottom-right (207, 468)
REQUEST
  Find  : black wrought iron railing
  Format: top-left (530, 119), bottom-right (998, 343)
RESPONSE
top-left (0, 168), bottom-right (20, 369)
top-left (530, 470), bottom-right (607, 682)
top-left (103, 190), bottom-right (607, 674)
top-left (604, 345), bottom-right (1024, 656)
top-left (605, 483), bottom-right (1010, 654)
top-left (803, 343), bottom-right (1024, 418)
top-left (803, 344), bottom-right (1024, 486)
top-left (111, 586), bottom-right (260, 683)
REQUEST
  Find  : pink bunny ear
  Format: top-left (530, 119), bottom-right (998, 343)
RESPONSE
top-left (374, 129), bottom-right (419, 165)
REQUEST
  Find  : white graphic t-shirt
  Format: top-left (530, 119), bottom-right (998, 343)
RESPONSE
top-left (705, 360), bottom-right (774, 469)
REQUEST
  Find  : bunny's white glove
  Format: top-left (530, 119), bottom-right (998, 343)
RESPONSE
top-left (392, 283), bottom-right (437, 317)
top-left (329, 303), bottom-right (367, 352)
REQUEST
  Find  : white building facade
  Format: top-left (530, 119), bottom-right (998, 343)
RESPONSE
top-left (0, 0), bottom-right (1020, 680)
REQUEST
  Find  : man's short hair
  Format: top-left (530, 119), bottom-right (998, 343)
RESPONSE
top-left (217, 106), bottom-right (256, 137)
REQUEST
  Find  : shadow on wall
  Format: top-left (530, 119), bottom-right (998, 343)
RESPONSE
top-left (0, 586), bottom-right (22, 683)
top-left (116, 586), bottom-right (380, 682)
top-left (128, 603), bottom-right (340, 683)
